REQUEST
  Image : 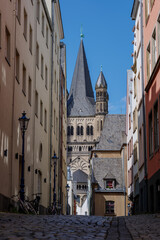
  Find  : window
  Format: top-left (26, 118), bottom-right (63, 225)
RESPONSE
top-left (100, 120), bottom-right (103, 131)
top-left (37, 0), bottom-right (40, 22)
top-left (57, 80), bottom-right (58, 99)
top-left (5, 27), bottom-right (11, 64)
top-left (145, 0), bottom-right (150, 24)
top-left (149, 111), bottom-right (153, 156)
top-left (79, 146), bottom-right (82, 151)
top-left (36, 43), bottom-right (39, 68)
top-left (157, 14), bottom-right (160, 56)
top-left (133, 108), bottom-right (137, 132)
top-left (154, 101), bottom-right (159, 150)
top-left (35, 91), bottom-right (38, 117)
top-left (68, 146), bottom-right (72, 152)
top-left (67, 126), bottom-right (74, 136)
top-left (134, 142), bottom-right (138, 163)
top-left (41, 55), bottom-right (44, 78)
top-left (105, 180), bottom-right (115, 189)
top-left (16, 49), bottom-right (20, 82)
top-left (23, 9), bottom-right (27, 40)
top-left (42, 13), bottom-right (44, 36)
top-left (54, 110), bottom-right (55, 133)
top-left (77, 125), bottom-right (83, 136)
top-left (29, 25), bottom-right (32, 54)
top-left (40, 100), bottom-right (43, 125)
top-left (55, 34), bottom-right (57, 53)
top-left (22, 64), bottom-right (26, 95)
top-left (45, 65), bottom-right (48, 89)
top-left (129, 113), bottom-right (131, 129)
top-left (105, 201), bottom-right (115, 214)
top-left (146, 43), bottom-right (151, 81)
top-left (16, 0), bottom-right (21, 23)
top-left (44, 109), bottom-right (47, 132)
top-left (46, 25), bottom-right (48, 47)
top-left (86, 125), bottom-right (93, 136)
top-left (134, 77), bottom-right (137, 98)
top-left (152, 29), bottom-right (157, 69)
top-left (97, 121), bottom-right (99, 131)
top-left (136, 21), bottom-right (140, 49)
top-left (28, 77), bottom-right (32, 105)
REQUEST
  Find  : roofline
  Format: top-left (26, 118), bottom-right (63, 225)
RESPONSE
top-left (55, 0), bottom-right (64, 39)
top-left (42, 0), bottom-right (52, 31)
top-left (131, 0), bottom-right (139, 20)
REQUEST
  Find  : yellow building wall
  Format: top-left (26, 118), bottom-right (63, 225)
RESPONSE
top-left (94, 192), bottom-right (128, 217)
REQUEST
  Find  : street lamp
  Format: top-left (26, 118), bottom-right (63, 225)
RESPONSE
top-left (18, 111), bottom-right (30, 201)
top-left (52, 152), bottom-right (58, 214)
top-left (66, 183), bottom-right (70, 215)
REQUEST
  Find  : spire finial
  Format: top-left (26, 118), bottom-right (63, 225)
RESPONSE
top-left (101, 65), bottom-right (102, 72)
top-left (80, 25), bottom-right (84, 39)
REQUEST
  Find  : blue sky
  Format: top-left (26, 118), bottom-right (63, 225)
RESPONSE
top-left (60, 0), bottom-right (134, 114)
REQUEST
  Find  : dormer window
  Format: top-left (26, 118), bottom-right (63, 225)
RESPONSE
top-left (105, 179), bottom-right (116, 189)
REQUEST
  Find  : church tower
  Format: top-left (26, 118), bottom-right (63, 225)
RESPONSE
top-left (95, 69), bottom-right (109, 115)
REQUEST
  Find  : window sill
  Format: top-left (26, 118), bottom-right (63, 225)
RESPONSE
top-left (5, 57), bottom-right (11, 66)
top-left (16, 16), bottom-right (21, 25)
top-left (22, 90), bottom-right (26, 96)
top-left (23, 33), bottom-right (27, 42)
top-left (15, 76), bottom-right (20, 84)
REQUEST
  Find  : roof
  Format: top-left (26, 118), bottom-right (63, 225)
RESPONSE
top-left (96, 114), bottom-right (126, 150)
top-left (67, 39), bottom-right (95, 117)
top-left (95, 71), bottom-right (107, 89)
top-left (92, 158), bottom-right (123, 189)
top-left (73, 169), bottom-right (88, 183)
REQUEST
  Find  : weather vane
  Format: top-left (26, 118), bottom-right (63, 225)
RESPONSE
top-left (101, 65), bottom-right (103, 71)
top-left (80, 25), bottom-right (84, 39)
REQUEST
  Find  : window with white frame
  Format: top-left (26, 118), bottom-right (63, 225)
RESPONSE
top-left (149, 110), bottom-right (153, 156)
top-left (154, 101), bottom-right (159, 150)
top-left (152, 28), bottom-right (157, 69)
top-left (105, 179), bottom-right (115, 189)
top-left (146, 43), bottom-right (151, 81)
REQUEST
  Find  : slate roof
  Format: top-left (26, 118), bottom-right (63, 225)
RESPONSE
top-left (95, 70), bottom-right (107, 89)
top-left (96, 114), bottom-right (126, 150)
top-left (67, 39), bottom-right (95, 117)
top-left (73, 169), bottom-right (88, 183)
top-left (92, 158), bottom-right (123, 189)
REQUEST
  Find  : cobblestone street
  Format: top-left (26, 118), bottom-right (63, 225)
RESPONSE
top-left (0, 213), bottom-right (160, 240)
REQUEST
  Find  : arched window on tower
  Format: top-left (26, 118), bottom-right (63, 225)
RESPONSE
top-left (67, 126), bottom-right (70, 136)
top-left (71, 126), bottom-right (74, 135)
top-left (86, 125), bottom-right (94, 136)
top-left (77, 125), bottom-right (83, 136)
top-left (100, 103), bottom-right (102, 112)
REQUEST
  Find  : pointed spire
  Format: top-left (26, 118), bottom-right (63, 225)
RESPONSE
top-left (95, 70), bottom-right (107, 89)
top-left (67, 39), bottom-right (95, 117)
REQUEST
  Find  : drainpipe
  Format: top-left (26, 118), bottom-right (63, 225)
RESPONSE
top-left (49, 0), bottom-right (55, 206)
top-left (140, 0), bottom-right (148, 212)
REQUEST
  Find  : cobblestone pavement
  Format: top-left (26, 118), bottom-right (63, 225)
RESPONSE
top-left (0, 213), bottom-right (160, 240)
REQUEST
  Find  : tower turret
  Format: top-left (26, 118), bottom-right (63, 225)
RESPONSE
top-left (95, 69), bottom-right (109, 115)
